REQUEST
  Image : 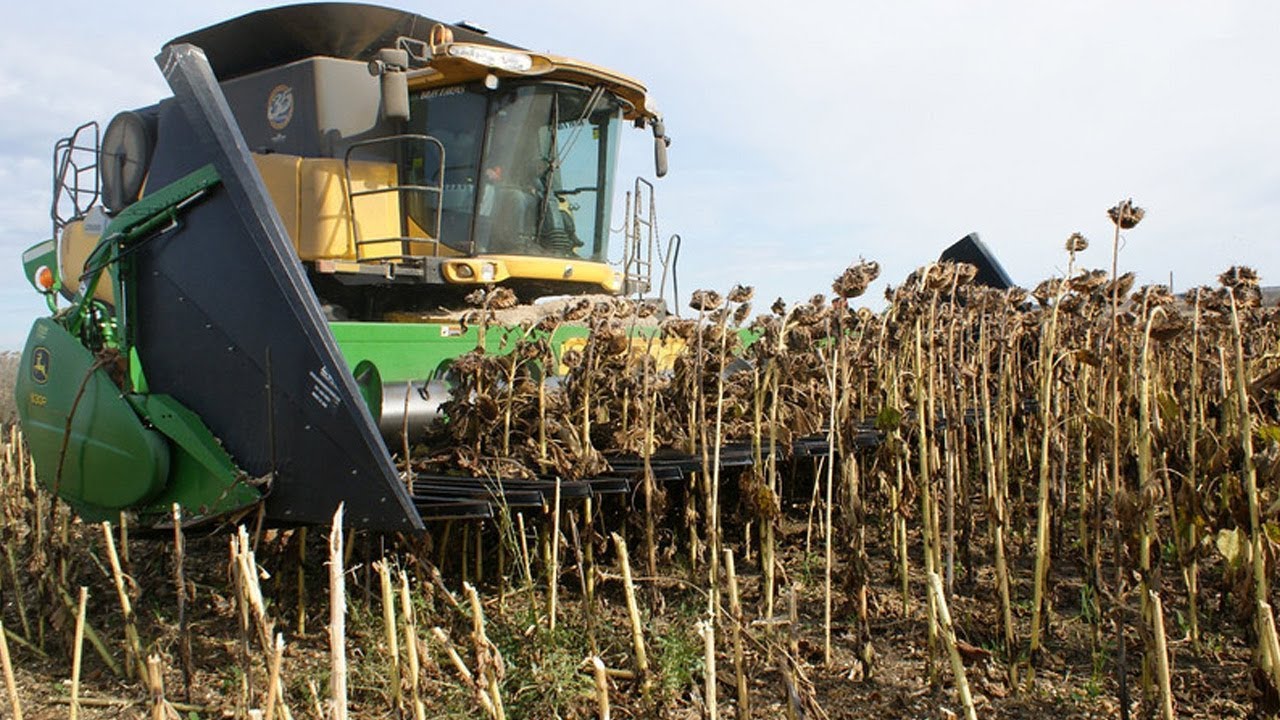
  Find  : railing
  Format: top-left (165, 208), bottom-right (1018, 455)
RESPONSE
top-left (51, 122), bottom-right (100, 237)
top-left (342, 134), bottom-right (445, 261)
top-left (622, 177), bottom-right (656, 296)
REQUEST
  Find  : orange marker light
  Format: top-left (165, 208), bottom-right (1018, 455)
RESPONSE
top-left (33, 266), bottom-right (55, 293)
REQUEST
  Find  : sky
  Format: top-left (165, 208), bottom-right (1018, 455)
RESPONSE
top-left (2, 1), bottom-right (1278, 348)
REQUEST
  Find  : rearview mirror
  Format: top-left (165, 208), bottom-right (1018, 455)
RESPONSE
top-left (652, 119), bottom-right (669, 178)
top-left (370, 48), bottom-right (411, 121)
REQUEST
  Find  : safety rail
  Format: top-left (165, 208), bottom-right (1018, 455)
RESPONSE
top-left (658, 233), bottom-right (681, 316)
top-left (622, 177), bottom-right (656, 296)
top-left (342, 134), bottom-right (445, 261)
top-left (51, 122), bottom-right (100, 237)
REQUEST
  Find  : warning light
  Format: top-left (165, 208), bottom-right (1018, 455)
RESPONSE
top-left (33, 266), bottom-right (54, 293)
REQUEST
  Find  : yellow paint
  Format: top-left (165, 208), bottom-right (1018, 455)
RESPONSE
top-left (557, 335), bottom-right (686, 375)
top-left (442, 255), bottom-right (620, 292)
top-left (28, 393), bottom-right (47, 407)
top-left (406, 44), bottom-right (657, 123)
top-left (254, 153), bottom-right (456, 262)
top-left (58, 220), bottom-right (113, 304)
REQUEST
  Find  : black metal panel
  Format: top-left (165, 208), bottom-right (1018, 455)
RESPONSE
top-left (939, 232), bottom-right (1015, 290)
top-left (168, 3), bottom-right (519, 81)
top-left (137, 44), bottom-right (422, 531)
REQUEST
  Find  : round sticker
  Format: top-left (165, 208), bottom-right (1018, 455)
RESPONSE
top-left (267, 85), bottom-right (295, 130)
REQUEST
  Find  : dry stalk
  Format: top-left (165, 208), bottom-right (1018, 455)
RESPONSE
top-left (328, 504), bottom-right (348, 720)
top-left (725, 548), bottom-right (749, 718)
top-left (1029, 279), bottom-right (1064, 663)
top-left (399, 571), bottom-right (426, 720)
top-left (171, 505), bottom-right (192, 701)
top-left (1148, 591), bottom-right (1174, 720)
top-left (0, 619), bottom-right (21, 720)
top-left (611, 532), bottom-right (652, 702)
top-left (147, 654), bottom-right (175, 720)
top-left (549, 477), bottom-right (562, 631)
top-left (376, 561), bottom-right (402, 710)
top-left (264, 634), bottom-right (284, 720)
top-left (295, 527), bottom-right (307, 636)
top-left (431, 626), bottom-right (495, 716)
top-left (70, 587), bottom-right (88, 720)
top-left (927, 572), bottom-right (977, 720)
top-left (1259, 601), bottom-right (1280, 702)
top-left (56, 586), bottom-right (121, 677)
top-left (590, 655), bottom-right (611, 720)
top-left (824, 339), bottom-right (838, 668)
top-left (698, 618), bottom-right (718, 720)
top-left (102, 521), bottom-right (147, 680)
top-left (463, 582), bottom-right (506, 720)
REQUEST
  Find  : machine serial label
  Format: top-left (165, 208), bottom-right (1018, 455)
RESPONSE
top-left (440, 325), bottom-right (463, 338)
top-left (308, 367), bottom-right (342, 410)
top-left (30, 346), bottom-right (50, 385)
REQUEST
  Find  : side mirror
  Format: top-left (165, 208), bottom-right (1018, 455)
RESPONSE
top-left (652, 119), bottom-right (669, 178)
top-left (381, 72), bottom-right (410, 121)
top-left (369, 48), bottom-right (411, 121)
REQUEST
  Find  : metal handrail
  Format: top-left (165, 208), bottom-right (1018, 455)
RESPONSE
top-left (659, 233), bottom-right (681, 316)
top-left (50, 122), bottom-right (101, 237)
top-left (342, 134), bottom-right (445, 260)
top-left (623, 176), bottom-right (657, 297)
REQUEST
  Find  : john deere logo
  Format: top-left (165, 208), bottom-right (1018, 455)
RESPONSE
top-left (30, 347), bottom-right (50, 385)
top-left (267, 85), bottom-right (294, 130)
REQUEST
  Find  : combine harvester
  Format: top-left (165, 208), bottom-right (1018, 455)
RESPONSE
top-left (14, 4), bottom-right (680, 531)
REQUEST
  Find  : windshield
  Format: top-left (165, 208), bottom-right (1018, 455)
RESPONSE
top-left (406, 82), bottom-right (623, 261)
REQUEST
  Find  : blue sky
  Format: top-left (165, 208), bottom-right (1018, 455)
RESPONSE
top-left (2, 1), bottom-right (1279, 348)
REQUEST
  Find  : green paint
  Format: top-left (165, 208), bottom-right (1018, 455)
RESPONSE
top-left (15, 318), bottom-right (170, 513)
top-left (128, 394), bottom-right (260, 519)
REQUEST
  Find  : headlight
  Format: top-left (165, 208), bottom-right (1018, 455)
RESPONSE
top-left (453, 263), bottom-right (475, 279)
top-left (447, 44), bottom-right (533, 72)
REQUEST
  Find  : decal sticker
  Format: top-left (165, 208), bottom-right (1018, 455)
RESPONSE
top-left (308, 367), bottom-right (342, 410)
top-left (267, 84), bottom-right (295, 130)
top-left (30, 346), bottom-right (50, 385)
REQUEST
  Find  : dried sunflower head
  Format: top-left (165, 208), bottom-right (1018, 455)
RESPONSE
top-left (488, 286), bottom-right (518, 310)
top-left (1107, 199), bottom-right (1145, 229)
top-left (562, 298), bottom-right (592, 322)
top-left (689, 289), bottom-right (724, 312)
top-left (832, 260), bottom-right (881, 299)
top-left (727, 284), bottom-right (755, 304)
top-left (1069, 268), bottom-right (1109, 294)
top-left (1032, 278), bottom-right (1062, 306)
top-left (662, 319), bottom-right (698, 340)
top-left (464, 288), bottom-right (488, 307)
top-left (1105, 272), bottom-right (1136, 302)
top-left (771, 297), bottom-right (787, 316)
top-left (732, 302), bottom-right (753, 326)
top-left (954, 262), bottom-right (978, 287)
top-left (1065, 232), bottom-right (1089, 253)
top-left (535, 315), bottom-right (562, 334)
top-left (1219, 266), bottom-right (1261, 289)
top-left (593, 300), bottom-right (616, 319)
